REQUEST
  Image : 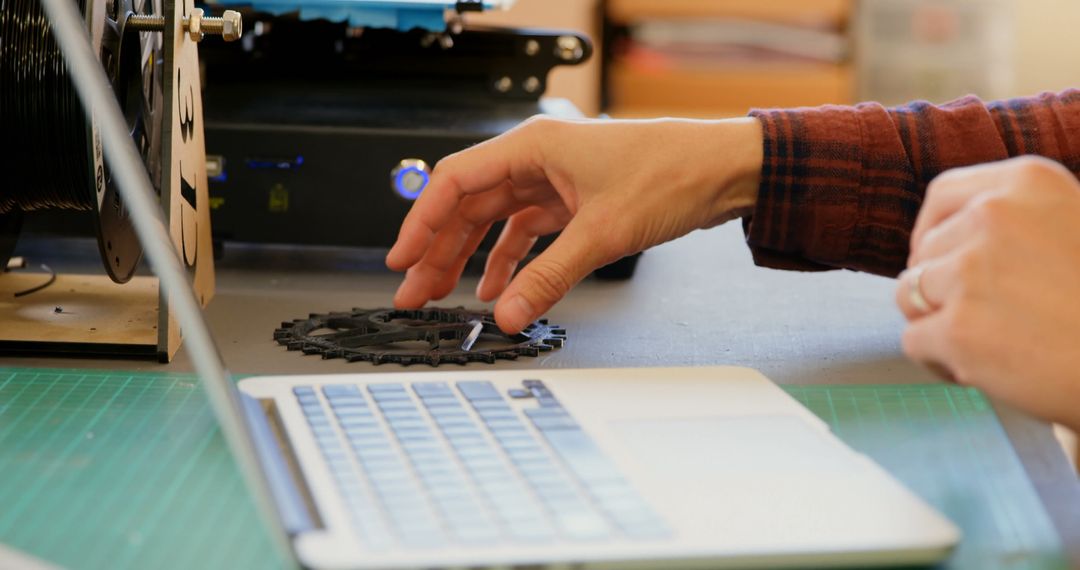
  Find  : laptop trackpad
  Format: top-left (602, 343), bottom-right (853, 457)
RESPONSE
top-left (613, 415), bottom-right (854, 479)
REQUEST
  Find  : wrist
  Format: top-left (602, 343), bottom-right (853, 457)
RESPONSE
top-left (701, 117), bottom-right (763, 228)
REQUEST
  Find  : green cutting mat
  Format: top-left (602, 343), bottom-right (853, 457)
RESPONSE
top-left (0, 368), bottom-right (1068, 570)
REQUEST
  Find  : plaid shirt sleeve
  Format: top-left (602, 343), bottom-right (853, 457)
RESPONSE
top-left (744, 89), bottom-right (1080, 277)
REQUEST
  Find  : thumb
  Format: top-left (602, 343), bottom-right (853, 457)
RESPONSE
top-left (493, 217), bottom-right (613, 333)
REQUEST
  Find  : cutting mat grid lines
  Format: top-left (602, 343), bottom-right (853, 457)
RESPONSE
top-left (0, 368), bottom-right (1069, 570)
top-left (786, 385), bottom-right (1067, 570)
top-left (0, 369), bottom-right (284, 570)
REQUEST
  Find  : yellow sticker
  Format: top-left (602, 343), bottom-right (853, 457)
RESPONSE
top-left (269, 184), bottom-right (289, 213)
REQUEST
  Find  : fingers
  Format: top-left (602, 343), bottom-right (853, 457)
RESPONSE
top-left (386, 126), bottom-right (549, 271)
top-left (428, 222), bottom-right (495, 301)
top-left (493, 216), bottom-right (616, 333)
top-left (907, 202), bottom-right (978, 267)
top-left (910, 164), bottom-right (1000, 263)
top-left (394, 221), bottom-right (493, 307)
top-left (895, 256), bottom-right (950, 321)
top-left (478, 207), bottom-right (567, 302)
top-left (900, 310), bottom-right (958, 381)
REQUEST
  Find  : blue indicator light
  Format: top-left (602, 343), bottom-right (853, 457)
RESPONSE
top-left (246, 156), bottom-right (305, 170)
top-left (394, 166), bottom-right (430, 201)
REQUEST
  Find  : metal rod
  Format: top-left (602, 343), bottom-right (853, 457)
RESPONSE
top-left (38, 0), bottom-right (292, 564)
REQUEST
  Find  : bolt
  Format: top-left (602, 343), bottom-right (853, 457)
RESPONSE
top-left (524, 39), bottom-right (540, 57)
top-left (125, 9), bottom-right (243, 42)
top-left (493, 76), bottom-right (513, 93)
top-left (555, 35), bottom-right (583, 62)
top-left (523, 76), bottom-right (541, 93)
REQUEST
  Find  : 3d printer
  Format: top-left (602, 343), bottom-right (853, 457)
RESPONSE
top-left (197, 1), bottom-right (638, 278)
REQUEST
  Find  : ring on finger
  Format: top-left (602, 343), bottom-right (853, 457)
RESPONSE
top-left (908, 265), bottom-right (934, 314)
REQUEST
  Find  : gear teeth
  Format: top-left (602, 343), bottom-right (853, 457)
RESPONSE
top-left (273, 307), bottom-right (566, 366)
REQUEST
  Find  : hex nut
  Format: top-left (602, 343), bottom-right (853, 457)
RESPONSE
top-left (186, 7), bottom-right (203, 42)
top-left (220, 10), bottom-right (242, 41)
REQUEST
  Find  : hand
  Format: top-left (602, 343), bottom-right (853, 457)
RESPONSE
top-left (387, 116), bottom-right (763, 333)
top-left (897, 156), bottom-right (1080, 430)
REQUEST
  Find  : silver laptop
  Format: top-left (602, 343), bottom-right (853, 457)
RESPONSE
top-left (49, 5), bottom-right (960, 566)
top-left (237, 366), bottom-right (959, 569)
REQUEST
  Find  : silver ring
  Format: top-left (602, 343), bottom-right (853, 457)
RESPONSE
top-left (909, 265), bottom-right (933, 314)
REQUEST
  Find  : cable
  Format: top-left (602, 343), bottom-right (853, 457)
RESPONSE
top-left (12, 264), bottom-right (58, 298)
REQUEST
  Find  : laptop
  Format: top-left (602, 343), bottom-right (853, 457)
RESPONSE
top-left (48, 4), bottom-right (960, 566)
top-left (237, 367), bottom-right (959, 569)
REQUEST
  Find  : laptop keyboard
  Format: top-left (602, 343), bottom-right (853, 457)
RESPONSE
top-left (292, 379), bottom-right (668, 549)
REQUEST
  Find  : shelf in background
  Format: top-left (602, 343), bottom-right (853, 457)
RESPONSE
top-left (608, 61), bottom-right (854, 117)
top-left (607, 0), bottom-right (852, 28)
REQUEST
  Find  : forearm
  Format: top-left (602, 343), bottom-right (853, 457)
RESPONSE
top-left (743, 89), bottom-right (1080, 276)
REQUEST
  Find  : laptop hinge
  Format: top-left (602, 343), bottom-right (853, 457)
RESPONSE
top-left (241, 393), bottom-right (320, 535)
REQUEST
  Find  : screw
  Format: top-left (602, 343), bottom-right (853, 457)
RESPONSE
top-left (494, 76), bottom-right (513, 93)
top-left (524, 39), bottom-right (540, 56)
top-left (555, 35), bottom-right (583, 62)
top-left (125, 9), bottom-right (243, 42)
top-left (523, 76), bottom-right (541, 93)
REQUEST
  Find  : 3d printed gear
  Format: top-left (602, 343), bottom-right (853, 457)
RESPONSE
top-left (273, 307), bottom-right (567, 366)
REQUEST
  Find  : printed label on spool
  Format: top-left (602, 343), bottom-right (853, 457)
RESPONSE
top-left (92, 115), bottom-right (106, 209)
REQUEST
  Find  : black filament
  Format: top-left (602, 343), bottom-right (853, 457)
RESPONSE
top-left (1, 0), bottom-right (97, 214)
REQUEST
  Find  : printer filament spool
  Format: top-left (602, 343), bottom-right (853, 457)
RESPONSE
top-left (0, 0), bottom-right (164, 283)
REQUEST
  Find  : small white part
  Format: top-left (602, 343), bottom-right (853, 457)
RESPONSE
top-left (461, 319), bottom-right (483, 351)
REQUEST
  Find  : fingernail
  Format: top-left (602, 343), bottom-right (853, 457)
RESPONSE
top-left (507, 295), bottom-right (534, 329)
top-left (475, 275), bottom-right (486, 298)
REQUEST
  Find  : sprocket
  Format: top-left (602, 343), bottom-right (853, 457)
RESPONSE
top-left (273, 307), bottom-right (567, 366)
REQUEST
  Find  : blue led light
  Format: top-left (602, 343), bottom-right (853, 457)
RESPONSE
top-left (394, 166), bottom-right (430, 201)
top-left (245, 156), bottom-right (304, 170)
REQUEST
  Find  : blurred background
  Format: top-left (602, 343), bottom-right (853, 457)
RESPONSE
top-left (471, 0), bottom-right (1080, 117)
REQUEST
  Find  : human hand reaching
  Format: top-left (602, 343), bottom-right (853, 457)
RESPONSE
top-left (386, 116), bottom-right (763, 333)
top-left (897, 156), bottom-right (1080, 430)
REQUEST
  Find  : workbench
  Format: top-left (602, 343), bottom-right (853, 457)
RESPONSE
top-left (3, 222), bottom-right (1078, 568)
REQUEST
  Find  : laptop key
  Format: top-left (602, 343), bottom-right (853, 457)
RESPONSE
top-left (412, 382), bottom-right (454, 398)
top-left (322, 384), bottom-right (362, 398)
top-left (331, 404), bottom-right (371, 416)
top-left (381, 409), bottom-right (424, 422)
top-left (457, 381), bottom-right (503, 401)
top-left (367, 383), bottom-right (407, 393)
top-left (372, 391), bottom-right (413, 403)
top-left (297, 394), bottom-right (321, 407)
top-left (471, 399), bottom-right (512, 411)
top-left (376, 399), bottom-right (419, 411)
top-left (477, 409), bottom-right (517, 421)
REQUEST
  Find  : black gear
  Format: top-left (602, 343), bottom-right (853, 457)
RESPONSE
top-left (273, 307), bottom-right (567, 366)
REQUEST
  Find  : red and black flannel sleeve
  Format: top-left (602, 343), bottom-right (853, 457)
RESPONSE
top-left (744, 89), bottom-right (1080, 277)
